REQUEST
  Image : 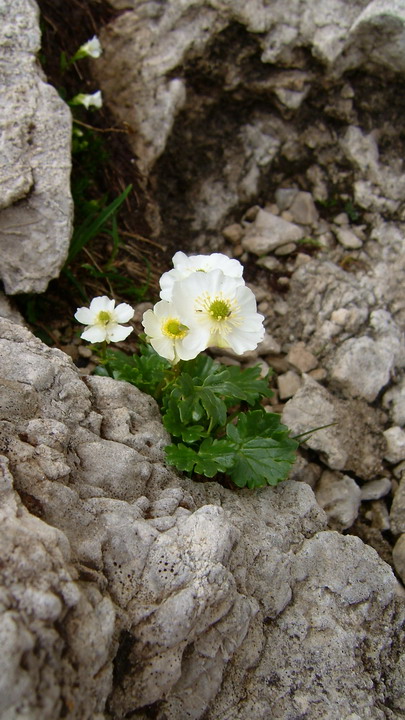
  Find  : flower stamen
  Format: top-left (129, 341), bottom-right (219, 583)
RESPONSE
top-left (162, 318), bottom-right (189, 339)
top-left (96, 310), bottom-right (112, 326)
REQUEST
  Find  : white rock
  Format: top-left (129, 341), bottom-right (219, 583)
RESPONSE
top-left (383, 379), bottom-right (405, 426)
top-left (288, 191), bottom-right (319, 226)
top-left (287, 342), bottom-right (318, 373)
top-left (315, 470), bottom-right (361, 530)
top-left (335, 227), bottom-right (363, 249)
top-left (242, 209), bottom-right (304, 255)
top-left (360, 477), bottom-right (392, 501)
top-left (329, 336), bottom-right (394, 402)
top-left (383, 426), bottom-right (405, 464)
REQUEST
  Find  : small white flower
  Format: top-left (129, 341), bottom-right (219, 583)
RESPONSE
top-left (172, 269), bottom-right (265, 354)
top-left (159, 251), bottom-right (244, 301)
top-left (142, 301), bottom-right (207, 363)
top-left (75, 296), bottom-right (134, 343)
top-left (71, 90), bottom-right (103, 109)
top-left (78, 36), bottom-right (102, 59)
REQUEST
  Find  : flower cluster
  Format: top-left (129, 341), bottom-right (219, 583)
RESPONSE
top-left (142, 252), bottom-right (265, 363)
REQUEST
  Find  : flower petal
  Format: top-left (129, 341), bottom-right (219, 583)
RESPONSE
top-left (81, 326), bottom-right (107, 343)
top-left (150, 336), bottom-right (175, 362)
top-left (114, 302), bottom-right (134, 323)
top-left (107, 324), bottom-right (133, 342)
top-left (89, 296), bottom-right (114, 313)
top-left (75, 307), bottom-right (95, 325)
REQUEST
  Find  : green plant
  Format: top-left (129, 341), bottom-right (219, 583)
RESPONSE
top-left (97, 345), bottom-right (298, 489)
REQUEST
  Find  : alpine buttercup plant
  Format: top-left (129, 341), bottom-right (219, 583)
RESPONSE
top-left (78, 253), bottom-right (298, 489)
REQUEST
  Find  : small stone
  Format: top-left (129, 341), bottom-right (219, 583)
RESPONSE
top-left (383, 379), bottom-right (405, 426)
top-left (360, 477), bottom-right (392, 501)
top-left (383, 426), bottom-right (405, 464)
top-left (315, 470), bottom-right (361, 530)
top-left (288, 454), bottom-right (322, 489)
top-left (390, 474), bottom-right (405, 534)
top-left (277, 277), bottom-right (290, 288)
top-left (78, 346), bottom-right (93, 358)
top-left (331, 308), bottom-right (351, 326)
top-left (393, 461), bottom-right (405, 479)
top-left (257, 332), bottom-right (281, 355)
top-left (265, 355), bottom-right (289, 373)
top-left (287, 342), bottom-right (318, 373)
top-left (245, 359), bottom-right (270, 378)
top-left (263, 203), bottom-right (279, 215)
top-left (308, 368), bottom-right (327, 382)
top-left (294, 252), bottom-right (312, 268)
top-left (333, 212), bottom-right (349, 225)
top-left (243, 205), bottom-right (260, 222)
top-left (274, 242), bottom-right (297, 256)
top-left (367, 500), bottom-right (390, 531)
top-left (273, 300), bottom-right (289, 315)
top-left (242, 210), bottom-right (304, 255)
top-left (256, 255), bottom-right (283, 271)
top-left (392, 535), bottom-right (405, 585)
top-left (222, 223), bottom-right (244, 243)
top-left (288, 191), bottom-right (319, 226)
top-left (275, 188), bottom-right (298, 211)
top-left (277, 370), bottom-right (303, 400)
top-left (335, 227), bottom-right (363, 249)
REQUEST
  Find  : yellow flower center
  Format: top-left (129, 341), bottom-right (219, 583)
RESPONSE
top-left (96, 310), bottom-right (112, 326)
top-left (208, 298), bottom-right (232, 321)
top-left (162, 318), bottom-right (189, 339)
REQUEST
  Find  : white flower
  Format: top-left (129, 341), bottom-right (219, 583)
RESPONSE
top-left (159, 251), bottom-right (244, 301)
top-left (75, 296), bottom-right (134, 343)
top-left (142, 301), bottom-right (207, 363)
top-left (71, 90), bottom-right (103, 109)
top-left (77, 36), bottom-right (102, 59)
top-left (171, 269), bottom-right (265, 354)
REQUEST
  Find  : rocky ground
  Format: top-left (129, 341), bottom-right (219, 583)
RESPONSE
top-left (1, 1), bottom-right (405, 719)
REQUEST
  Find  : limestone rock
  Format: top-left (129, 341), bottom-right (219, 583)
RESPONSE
top-left (360, 477), bottom-right (392, 501)
top-left (383, 379), bottom-right (405, 426)
top-left (315, 469), bottom-right (361, 530)
top-left (242, 209), bottom-right (304, 255)
top-left (282, 375), bottom-right (385, 480)
top-left (391, 473), bottom-right (405, 535)
top-left (384, 426), bottom-right (405, 464)
top-left (0, 0), bottom-right (73, 294)
top-left (0, 317), bottom-right (404, 718)
top-left (393, 534), bottom-right (405, 585)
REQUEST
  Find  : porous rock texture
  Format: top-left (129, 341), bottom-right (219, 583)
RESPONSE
top-left (0, 0), bottom-right (72, 294)
top-left (95, 0), bottom-right (405, 238)
top-left (1, 316), bottom-right (404, 719)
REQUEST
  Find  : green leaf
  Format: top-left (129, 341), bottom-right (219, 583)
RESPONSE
top-left (165, 438), bottom-right (235, 477)
top-left (226, 410), bottom-right (298, 489)
top-left (202, 364), bottom-right (273, 405)
top-left (102, 345), bottom-right (171, 397)
top-left (66, 184), bottom-right (132, 266)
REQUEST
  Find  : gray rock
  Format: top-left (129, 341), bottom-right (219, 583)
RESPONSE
top-left (242, 209), bottom-right (304, 255)
top-left (288, 191), bottom-right (319, 226)
top-left (360, 477), bottom-right (392, 501)
top-left (0, 0), bottom-right (72, 294)
top-left (277, 369), bottom-right (302, 399)
top-left (393, 534), bottom-right (405, 585)
top-left (391, 473), bottom-right (405, 535)
top-left (335, 226), bottom-right (363, 249)
top-left (329, 335), bottom-right (394, 402)
top-left (1, 317), bottom-right (404, 719)
top-left (0, 291), bottom-right (25, 325)
top-left (315, 470), bottom-right (361, 530)
top-left (287, 342), bottom-right (318, 373)
top-left (274, 187), bottom-right (299, 211)
top-left (383, 379), bottom-right (405, 426)
top-left (384, 426), bottom-right (405, 464)
top-left (282, 376), bottom-right (385, 480)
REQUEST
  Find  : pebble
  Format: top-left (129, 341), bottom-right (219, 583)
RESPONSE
top-left (265, 355), bottom-right (289, 373)
top-left (274, 242), bottom-right (297, 256)
top-left (256, 256), bottom-right (283, 271)
top-left (222, 223), bottom-right (244, 243)
top-left (275, 188), bottom-right (298, 211)
top-left (335, 227), bottom-right (363, 249)
top-left (78, 346), bottom-right (93, 358)
top-left (242, 209), bottom-right (304, 255)
top-left (257, 332), bottom-right (282, 355)
top-left (333, 212), bottom-right (349, 225)
top-left (288, 191), bottom-right (319, 226)
top-left (330, 308), bottom-right (351, 326)
top-left (315, 470), bottom-right (361, 530)
top-left (243, 205), bottom-right (260, 222)
top-left (390, 473), bottom-right (405, 534)
top-left (277, 370), bottom-right (303, 399)
top-left (364, 500), bottom-right (390, 531)
top-left (287, 342), bottom-right (318, 373)
top-left (392, 534), bottom-right (405, 584)
top-left (360, 477), bottom-right (392, 501)
top-left (383, 379), bottom-right (405, 426)
top-left (308, 368), bottom-right (327, 382)
top-left (294, 252), bottom-right (312, 268)
top-left (383, 426), bottom-right (405, 464)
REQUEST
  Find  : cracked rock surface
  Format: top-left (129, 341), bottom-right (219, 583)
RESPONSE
top-left (0, 0), bottom-right (72, 294)
top-left (0, 316), bottom-right (404, 719)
